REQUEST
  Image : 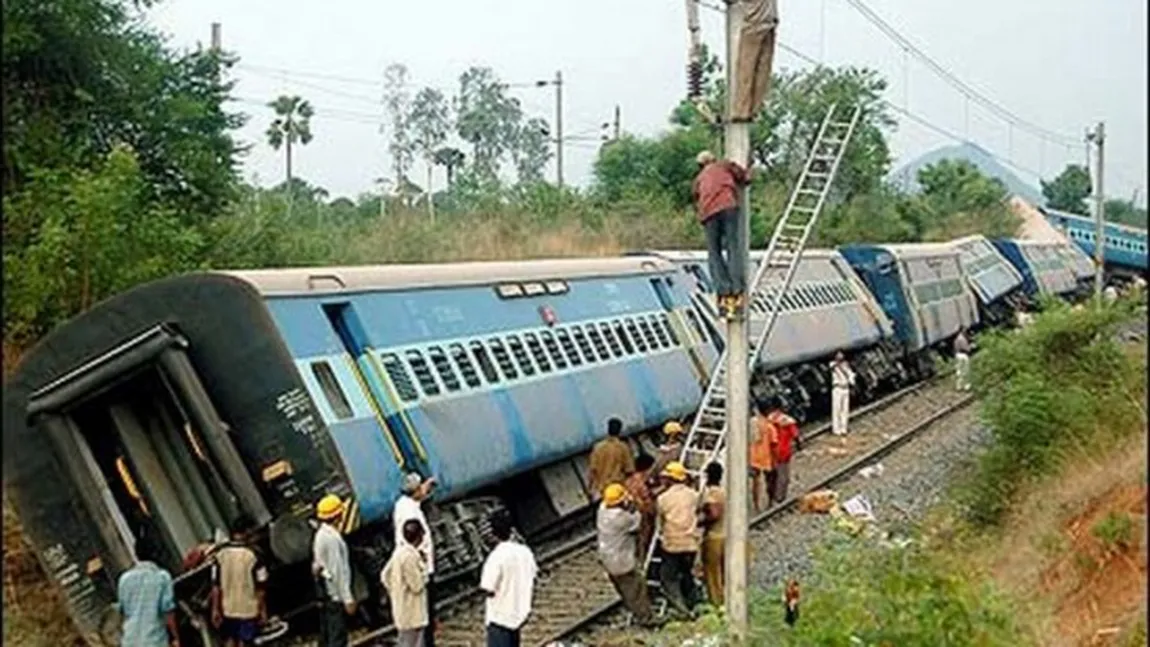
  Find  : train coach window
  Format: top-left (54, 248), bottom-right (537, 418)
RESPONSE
top-left (427, 346), bottom-right (462, 392)
top-left (625, 319), bottom-right (648, 353)
top-left (659, 314), bottom-right (680, 346)
top-left (544, 280), bottom-right (569, 295)
top-left (449, 344), bottom-right (483, 388)
top-left (488, 339), bottom-right (518, 380)
top-left (523, 333), bottom-right (552, 372)
top-left (648, 315), bottom-right (671, 347)
top-left (609, 322), bottom-right (634, 356)
top-left (571, 326), bottom-right (596, 364)
top-left (380, 353), bottom-right (420, 402)
top-left (638, 318), bottom-right (659, 350)
top-left (587, 325), bottom-right (611, 360)
top-left (507, 335), bottom-right (536, 376)
top-left (469, 341), bottom-right (500, 384)
top-left (311, 361), bottom-right (354, 419)
top-left (539, 331), bottom-right (568, 370)
top-left (495, 284), bottom-right (524, 299)
top-left (405, 350), bottom-right (441, 397)
top-left (555, 329), bottom-right (582, 367)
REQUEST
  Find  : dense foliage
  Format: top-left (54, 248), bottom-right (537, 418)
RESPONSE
top-left (961, 297), bottom-right (1147, 526)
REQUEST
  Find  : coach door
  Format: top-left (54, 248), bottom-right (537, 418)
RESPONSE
top-left (27, 325), bottom-right (269, 576)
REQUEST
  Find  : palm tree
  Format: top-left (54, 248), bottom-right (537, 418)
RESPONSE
top-left (433, 147), bottom-right (465, 189)
top-left (265, 95), bottom-right (314, 184)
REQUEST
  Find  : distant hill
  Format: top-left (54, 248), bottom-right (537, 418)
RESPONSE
top-left (889, 142), bottom-right (1044, 205)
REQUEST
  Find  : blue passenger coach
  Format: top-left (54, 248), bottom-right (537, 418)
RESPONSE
top-left (950, 235), bottom-right (1027, 325)
top-left (840, 243), bottom-right (979, 357)
top-left (990, 239), bottom-right (1079, 299)
top-left (1042, 207), bottom-right (1148, 277)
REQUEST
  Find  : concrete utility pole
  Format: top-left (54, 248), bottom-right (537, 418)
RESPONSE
top-left (210, 22), bottom-right (221, 52)
top-left (555, 70), bottom-right (564, 188)
top-left (613, 104), bottom-right (621, 140)
top-left (722, 0), bottom-right (751, 641)
top-left (1088, 122), bottom-right (1106, 301)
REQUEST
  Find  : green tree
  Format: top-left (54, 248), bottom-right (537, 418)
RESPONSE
top-left (408, 86), bottom-right (450, 219)
top-left (901, 159), bottom-right (1018, 240)
top-left (265, 95), bottom-right (314, 184)
top-left (591, 127), bottom-right (714, 207)
top-left (1041, 164), bottom-right (1092, 214)
top-left (1103, 198), bottom-right (1148, 228)
top-left (511, 117), bottom-right (553, 184)
top-left (433, 147), bottom-right (466, 188)
top-left (382, 63), bottom-right (416, 195)
top-left (454, 66), bottom-right (523, 183)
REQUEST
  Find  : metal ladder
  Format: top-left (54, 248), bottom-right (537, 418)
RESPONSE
top-left (640, 102), bottom-right (863, 599)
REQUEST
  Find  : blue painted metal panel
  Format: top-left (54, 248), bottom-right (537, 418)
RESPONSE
top-left (325, 416), bottom-right (405, 524)
top-left (1043, 208), bottom-right (1148, 272)
top-left (991, 240), bottom-right (1039, 297)
top-left (839, 245), bottom-right (919, 350)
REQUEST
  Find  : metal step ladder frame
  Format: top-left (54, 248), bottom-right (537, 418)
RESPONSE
top-left (639, 102), bottom-right (864, 596)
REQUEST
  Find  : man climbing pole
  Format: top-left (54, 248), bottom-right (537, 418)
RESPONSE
top-left (693, 150), bottom-right (751, 318)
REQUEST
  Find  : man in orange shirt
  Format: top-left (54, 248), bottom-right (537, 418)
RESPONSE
top-left (763, 397), bottom-right (800, 506)
top-left (750, 400), bottom-right (777, 513)
top-left (692, 150), bottom-right (751, 317)
top-left (623, 454), bottom-right (657, 559)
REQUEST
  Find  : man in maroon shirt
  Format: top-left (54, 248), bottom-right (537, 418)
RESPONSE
top-left (692, 150), bottom-right (751, 317)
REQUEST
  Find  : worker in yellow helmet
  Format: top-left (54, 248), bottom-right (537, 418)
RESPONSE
top-left (312, 495), bottom-right (356, 646)
top-left (655, 461), bottom-right (700, 619)
top-left (652, 420), bottom-right (686, 484)
top-left (595, 484), bottom-right (654, 626)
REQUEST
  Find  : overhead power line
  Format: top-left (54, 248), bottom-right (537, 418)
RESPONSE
top-left (697, 0), bottom-right (1079, 149)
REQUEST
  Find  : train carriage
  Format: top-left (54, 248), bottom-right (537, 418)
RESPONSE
top-left (1042, 207), bottom-right (1149, 278)
top-left (950, 235), bottom-right (1028, 326)
top-left (2, 257), bottom-right (717, 644)
top-left (839, 243), bottom-right (979, 364)
top-left (990, 239), bottom-right (1079, 300)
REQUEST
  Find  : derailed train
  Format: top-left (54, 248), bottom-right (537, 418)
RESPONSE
top-left (2, 232), bottom-right (1094, 644)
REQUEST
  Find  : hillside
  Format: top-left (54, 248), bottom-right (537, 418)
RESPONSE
top-left (891, 142), bottom-right (1045, 205)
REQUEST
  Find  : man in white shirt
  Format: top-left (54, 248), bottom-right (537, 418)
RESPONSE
top-left (480, 513), bottom-right (537, 647)
top-left (393, 472), bottom-right (437, 647)
top-left (312, 495), bottom-right (356, 647)
top-left (953, 328), bottom-right (972, 392)
top-left (830, 351), bottom-right (856, 436)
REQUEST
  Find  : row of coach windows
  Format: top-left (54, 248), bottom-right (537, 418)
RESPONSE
top-left (756, 281), bottom-right (854, 312)
top-left (1069, 229), bottom-right (1148, 254)
top-left (914, 278), bottom-right (964, 305)
top-left (379, 312), bottom-right (684, 402)
top-left (966, 253), bottom-right (1000, 276)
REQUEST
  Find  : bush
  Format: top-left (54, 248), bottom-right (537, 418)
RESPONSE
top-left (960, 301), bottom-right (1146, 526)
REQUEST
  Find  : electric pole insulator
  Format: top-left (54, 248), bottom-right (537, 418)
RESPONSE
top-left (687, 60), bottom-right (704, 99)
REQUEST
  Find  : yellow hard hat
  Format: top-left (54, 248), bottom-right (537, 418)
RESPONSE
top-left (602, 483), bottom-right (627, 506)
top-left (663, 421), bottom-right (684, 436)
top-left (316, 494), bottom-right (344, 521)
top-left (661, 461), bottom-right (688, 482)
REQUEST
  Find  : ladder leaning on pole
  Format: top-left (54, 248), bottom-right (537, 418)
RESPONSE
top-left (639, 102), bottom-right (864, 605)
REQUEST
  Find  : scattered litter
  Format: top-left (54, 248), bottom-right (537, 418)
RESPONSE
top-left (842, 494), bottom-right (876, 522)
top-left (799, 489), bottom-right (838, 514)
top-left (858, 463), bottom-right (884, 479)
top-left (827, 447), bottom-right (849, 457)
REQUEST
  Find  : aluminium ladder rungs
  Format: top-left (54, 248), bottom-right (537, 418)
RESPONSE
top-left (640, 102), bottom-right (863, 594)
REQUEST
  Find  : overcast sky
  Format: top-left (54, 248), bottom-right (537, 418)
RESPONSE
top-left (146, 0), bottom-right (1147, 206)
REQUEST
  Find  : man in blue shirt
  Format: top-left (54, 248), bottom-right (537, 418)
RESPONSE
top-left (117, 540), bottom-right (180, 647)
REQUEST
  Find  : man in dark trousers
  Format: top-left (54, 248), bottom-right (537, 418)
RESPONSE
top-left (693, 150), bottom-right (751, 317)
top-left (210, 515), bottom-right (268, 647)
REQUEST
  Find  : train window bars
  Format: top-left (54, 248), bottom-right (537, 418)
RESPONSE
top-left (638, 318), bottom-right (659, 350)
top-left (506, 335), bottom-right (536, 377)
top-left (310, 361), bottom-right (354, 419)
top-left (405, 350), bottom-right (441, 396)
top-left (586, 325), bottom-right (611, 360)
top-left (625, 319), bottom-right (648, 353)
top-left (571, 325), bottom-right (597, 364)
top-left (659, 314), bottom-right (680, 346)
top-left (648, 314), bottom-right (670, 348)
top-left (606, 322), bottom-right (632, 356)
top-left (380, 352), bottom-right (420, 402)
top-left (449, 343), bottom-right (483, 388)
top-left (487, 339), bottom-right (518, 380)
top-left (555, 329), bottom-right (582, 367)
top-left (427, 346), bottom-right (462, 392)
top-left (469, 341), bottom-right (501, 384)
top-left (523, 333), bottom-right (552, 373)
top-left (539, 331), bottom-right (568, 369)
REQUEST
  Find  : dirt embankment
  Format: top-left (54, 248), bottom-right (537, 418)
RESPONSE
top-left (982, 431), bottom-right (1148, 647)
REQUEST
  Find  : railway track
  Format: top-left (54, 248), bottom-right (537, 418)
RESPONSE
top-left (314, 377), bottom-right (972, 647)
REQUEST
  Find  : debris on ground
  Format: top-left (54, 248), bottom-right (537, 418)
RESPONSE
top-left (842, 494), bottom-right (876, 522)
top-left (858, 463), bottom-right (884, 479)
top-left (799, 489), bottom-right (838, 514)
